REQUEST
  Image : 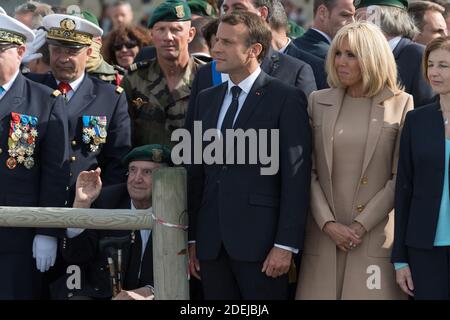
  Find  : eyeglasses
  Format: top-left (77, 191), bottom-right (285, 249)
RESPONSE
top-left (0, 44), bottom-right (19, 53)
top-left (113, 40), bottom-right (138, 51)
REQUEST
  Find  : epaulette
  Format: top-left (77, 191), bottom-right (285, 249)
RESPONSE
top-left (52, 90), bottom-right (62, 97)
top-left (128, 60), bottom-right (151, 72)
top-left (115, 86), bottom-right (124, 94)
top-left (114, 64), bottom-right (127, 75)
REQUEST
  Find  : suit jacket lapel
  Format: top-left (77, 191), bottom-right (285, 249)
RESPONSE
top-left (66, 75), bottom-right (96, 129)
top-left (0, 73), bottom-right (26, 121)
top-left (203, 82), bottom-right (227, 131)
top-left (233, 72), bottom-right (268, 129)
top-left (318, 88), bottom-right (345, 178)
top-left (361, 88), bottom-right (395, 175)
top-left (392, 37), bottom-right (407, 60)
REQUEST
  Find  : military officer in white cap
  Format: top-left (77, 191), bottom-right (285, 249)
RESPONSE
top-left (0, 14), bottom-right (70, 299)
top-left (28, 14), bottom-right (131, 199)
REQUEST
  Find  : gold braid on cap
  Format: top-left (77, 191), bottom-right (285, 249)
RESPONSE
top-left (46, 18), bottom-right (93, 46)
top-left (0, 29), bottom-right (26, 45)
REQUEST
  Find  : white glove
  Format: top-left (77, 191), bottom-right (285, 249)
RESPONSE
top-left (66, 228), bottom-right (85, 238)
top-left (32, 235), bottom-right (57, 272)
top-left (22, 29), bottom-right (47, 64)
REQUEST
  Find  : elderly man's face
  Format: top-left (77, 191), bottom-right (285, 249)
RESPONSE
top-left (49, 45), bottom-right (92, 82)
top-left (0, 43), bottom-right (25, 82)
top-left (127, 160), bottom-right (163, 204)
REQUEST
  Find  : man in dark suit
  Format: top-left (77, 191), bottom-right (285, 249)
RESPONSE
top-left (269, 0), bottom-right (328, 89)
top-left (293, 0), bottom-right (355, 60)
top-left (136, 0), bottom-right (317, 100)
top-left (0, 14), bottom-right (69, 299)
top-left (184, 0), bottom-right (319, 131)
top-left (51, 144), bottom-right (171, 300)
top-left (27, 13), bottom-right (131, 201)
top-left (187, 12), bottom-right (311, 300)
top-left (355, 0), bottom-right (435, 107)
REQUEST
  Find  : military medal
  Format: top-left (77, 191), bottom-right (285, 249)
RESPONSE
top-left (82, 115), bottom-right (107, 152)
top-left (7, 112), bottom-right (37, 170)
top-left (6, 157), bottom-right (17, 170)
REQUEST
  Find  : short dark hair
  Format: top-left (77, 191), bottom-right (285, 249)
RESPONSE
top-left (408, 1), bottom-right (445, 31)
top-left (220, 11), bottom-right (272, 62)
top-left (190, 17), bottom-right (211, 53)
top-left (313, 0), bottom-right (338, 16)
top-left (202, 18), bottom-right (220, 49)
top-left (252, 0), bottom-right (274, 21)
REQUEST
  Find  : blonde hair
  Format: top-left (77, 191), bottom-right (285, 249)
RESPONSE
top-left (326, 21), bottom-right (401, 97)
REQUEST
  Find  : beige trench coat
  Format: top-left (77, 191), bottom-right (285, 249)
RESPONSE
top-left (296, 87), bottom-right (413, 300)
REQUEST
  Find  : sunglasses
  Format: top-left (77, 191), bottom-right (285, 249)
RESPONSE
top-left (113, 40), bottom-right (138, 51)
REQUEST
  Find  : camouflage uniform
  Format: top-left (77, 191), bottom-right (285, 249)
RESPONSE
top-left (88, 60), bottom-right (125, 85)
top-left (122, 57), bottom-right (204, 147)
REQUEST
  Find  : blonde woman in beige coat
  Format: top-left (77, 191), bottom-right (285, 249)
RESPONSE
top-left (296, 21), bottom-right (413, 300)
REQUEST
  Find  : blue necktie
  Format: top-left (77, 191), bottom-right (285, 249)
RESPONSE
top-left (0, 86), bottom-right (5, 94)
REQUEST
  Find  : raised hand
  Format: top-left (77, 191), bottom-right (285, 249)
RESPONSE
top-left (74, 167), bottom-right (102, 207)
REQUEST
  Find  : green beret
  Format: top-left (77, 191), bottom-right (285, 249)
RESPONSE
top-left (287, 20), bottom-right (304, 39)
top-left (148, 0), bottom-right (192, 28)
top-left (354, 0), bottom-right (408, 10)
top-left (122, 144), bottom-right (172, 166)
top-left (80, 10), bottom-right (100, 27)
top-left (187, 0), bottom-right (217, 17)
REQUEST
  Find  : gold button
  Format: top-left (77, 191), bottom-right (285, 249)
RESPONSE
top-left (65, 186), bottom-right (69, 191)
top-left (64, 200), bottom-right (68, 206)
top-left (69, 172), bottom-right (73, 177)
top-left (0, 148), bottom-right (2, 154)
top-left (361, 177), bottom-right (368, 185)
top-left (71, 140), bottom-right (77, 147)
top-left (71, 156), bottom-right (76, 162)
top-left (356, 204), bottom-right (365, 213)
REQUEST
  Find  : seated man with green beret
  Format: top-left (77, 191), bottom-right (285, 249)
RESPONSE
top-left (51, 144), bottom-right (172, 300)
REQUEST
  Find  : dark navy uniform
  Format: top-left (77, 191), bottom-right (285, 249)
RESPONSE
top-left (27, 73), bottom-right (132, 203)
top-left (0, 73), bottom-right (69, 299)
top-left (50, 183), bottom-right (153, 300)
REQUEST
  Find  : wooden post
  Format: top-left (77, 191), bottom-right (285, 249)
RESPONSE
top-left (152, 167), bottom-right (189, 300)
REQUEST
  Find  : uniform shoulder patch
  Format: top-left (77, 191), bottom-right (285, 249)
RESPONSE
top-left (115, 86), bottom-right (124, 94)
top-left (52, 90), bottom-right (62, 97)
top-left (129, 60), bottom-right (151, 72)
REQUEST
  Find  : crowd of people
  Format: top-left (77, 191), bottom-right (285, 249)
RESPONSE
top-left (0, 0), bottom-right (450, 300)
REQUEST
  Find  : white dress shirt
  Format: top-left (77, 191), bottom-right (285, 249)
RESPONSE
top-left (278, 38), bottom-right (292, 54)
top-left (388, 36), bottom-right (402, 52)
top-left (0, 70), bottom-right (19, 101)
top-left (56, 72), bottom-right (85, 101)
top-left (216, 66), bottom-right (262, 130)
